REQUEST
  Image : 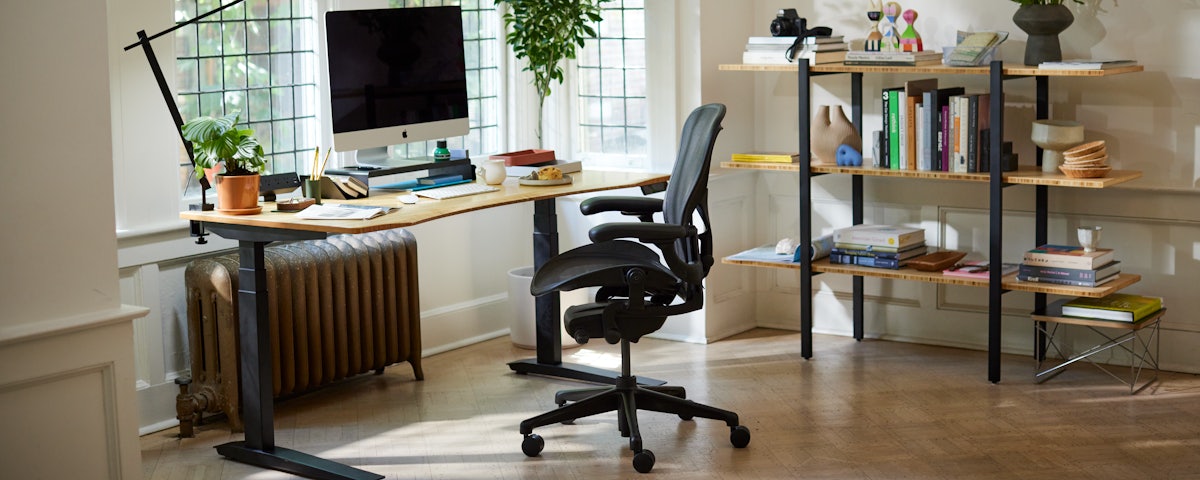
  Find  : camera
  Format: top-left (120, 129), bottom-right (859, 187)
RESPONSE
top-left (769, 8), bottom-right (833, 38)
top-left (770, 8), bottom-right (805, 37)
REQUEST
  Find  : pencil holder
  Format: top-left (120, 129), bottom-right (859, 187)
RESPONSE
top-left (303, 179), bottom-right (323, 204)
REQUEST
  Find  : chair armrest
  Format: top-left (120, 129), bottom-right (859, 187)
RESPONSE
top-left (589, 222), bottom-right (694, 244)
top-left (580, 196), bottom-right (663, 217)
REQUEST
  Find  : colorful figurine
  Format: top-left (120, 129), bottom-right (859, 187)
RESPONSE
top-left (880, 2), bottom-right (902, 52)
top-left (899, 9), bottom-right (923, 52)
top-left (865, 0), bottom-right (883, 52)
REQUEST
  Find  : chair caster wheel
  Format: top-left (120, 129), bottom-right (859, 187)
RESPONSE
top-left (522, 433), bottom-right (544, 457)
top-left (632, 449), bottom-right (655, 473)
top-left (730, 425), bottom-right (751, 448)
top-left (678, 414), bottom-right (693, 421)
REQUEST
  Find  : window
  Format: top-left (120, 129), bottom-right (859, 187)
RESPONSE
top-left (174, 0), bottom-right (320, 195)
top-left (386, 0), bottom-right (502, 159)
top-left (575, 0), bottom-right (646, 169)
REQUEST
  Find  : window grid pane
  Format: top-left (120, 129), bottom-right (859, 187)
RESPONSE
top-left (175, 0), bottom-right (318, 194)
top-left (577, 0), bottom-right (646, 161)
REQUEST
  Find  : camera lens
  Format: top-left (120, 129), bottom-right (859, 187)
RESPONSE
top-left (770, 18), bottom-right (794, 37)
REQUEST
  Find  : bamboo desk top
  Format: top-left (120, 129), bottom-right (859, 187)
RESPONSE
top-left (180, 170), bottom-right (671, 235)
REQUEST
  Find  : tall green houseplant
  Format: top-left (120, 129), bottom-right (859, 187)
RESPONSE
top-left (496, 0), bottom-right (608, 145)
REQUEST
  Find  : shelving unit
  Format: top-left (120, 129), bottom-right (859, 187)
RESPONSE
top-left (718, 61), bottom-right (1144, 382)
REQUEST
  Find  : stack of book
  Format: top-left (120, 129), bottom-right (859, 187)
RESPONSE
top-left (843, 49), bottom-right (942, 66)
top-left (1060, 293), bottom-right (1163, 323)
top-left (742, 35), bottom-right (847, 65)
top-left (830, 224), bottom-right (926, 269)
top-left (1018, 244), bottom-right (1119, 287)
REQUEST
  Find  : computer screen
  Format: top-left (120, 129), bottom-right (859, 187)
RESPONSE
top-left (325, 6), bottom-right (469, 153)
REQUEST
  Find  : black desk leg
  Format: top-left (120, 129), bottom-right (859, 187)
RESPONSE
top-left (507, 199), bottom-right (665, 386)
top-left (214, 239), bottom-right (383, 480)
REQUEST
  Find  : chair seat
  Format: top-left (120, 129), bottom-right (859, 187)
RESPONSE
top-left (531, 240), bottom-right (681, 297)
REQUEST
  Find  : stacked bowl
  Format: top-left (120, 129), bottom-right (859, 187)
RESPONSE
top-left (1059, 140), bottom-right (1110, 178)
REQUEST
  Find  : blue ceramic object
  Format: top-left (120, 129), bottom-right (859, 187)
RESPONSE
top-left (836, 144), bottom-right (862, 166)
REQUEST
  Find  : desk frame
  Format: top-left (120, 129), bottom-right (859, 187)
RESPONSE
top-left (182, 172), bottom-right (669, 480)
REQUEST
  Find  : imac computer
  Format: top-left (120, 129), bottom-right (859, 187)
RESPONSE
top-left (325, 6), bottom-right (469, 156)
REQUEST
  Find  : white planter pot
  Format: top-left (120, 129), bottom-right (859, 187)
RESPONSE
top-left (507, 266), bottom-right (585, 349)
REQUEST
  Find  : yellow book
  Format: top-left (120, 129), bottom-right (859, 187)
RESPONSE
top-left (731, 152), bottom-right (800, 163)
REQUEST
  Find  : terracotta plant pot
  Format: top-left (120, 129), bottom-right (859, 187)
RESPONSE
top-left (1012, 4), bottom-right (1074, 66)
top-left (214, 173), bottom-right (261, 214)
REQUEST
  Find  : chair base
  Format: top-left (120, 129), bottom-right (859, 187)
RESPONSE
top-left (519, 372), bottom-right (749, 473)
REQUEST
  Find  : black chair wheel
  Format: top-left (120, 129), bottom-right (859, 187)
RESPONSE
top-left (730, 425), bottom-right (751, 448)
top-left (521, 433), bottom-right (544, 457)
top-left (678, 414), bottom-right (693, 421)
top-left (632, 449), bottom-right (655, 473)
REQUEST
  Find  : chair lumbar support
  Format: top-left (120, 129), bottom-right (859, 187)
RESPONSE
top-left (516, 104), bottom-right (748, 474)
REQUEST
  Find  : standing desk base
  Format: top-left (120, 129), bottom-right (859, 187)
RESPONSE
top-left (215, 442), bottom-right (383, 480)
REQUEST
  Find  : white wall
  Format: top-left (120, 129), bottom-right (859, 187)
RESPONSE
top-left (0, 1), bottom-right (147, 478)
top-left (706, 1), bottom-right (1200, 374)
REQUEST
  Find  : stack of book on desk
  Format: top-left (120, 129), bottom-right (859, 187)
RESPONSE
top-left (843, 49), bottom-right (942, 66)
top-left (1017, 244), bottom-right (1119, 287)
top-left (830, 224), bottom-right (926, 269)
top-left (1060, 293), bottom-right (1162, 322)
top-left (742, 35), bottom-right (847, 65)
top-left (729, 152), bottom-right (800, 164)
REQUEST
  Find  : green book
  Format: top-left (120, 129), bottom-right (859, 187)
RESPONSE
top-left (1061, 293), bottom-right (1163, 323)
top-left (884, 87), bottom-right (903, 170)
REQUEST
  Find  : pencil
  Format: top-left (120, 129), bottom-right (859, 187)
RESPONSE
top-left (317, 148), bottom-right (332, 179)
top-left (311, 147), bottom-right (321, 179)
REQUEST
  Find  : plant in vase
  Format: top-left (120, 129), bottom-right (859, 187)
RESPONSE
top-left (181, 111), bottom-right (267, 214)
top-left (1008, 0), bottom-right (1084, 66)
top-left (495, 0), bottom-right (607, 146)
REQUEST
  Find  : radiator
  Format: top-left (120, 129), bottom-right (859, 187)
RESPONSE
top-left (176, 228), bottom-right (423, 436)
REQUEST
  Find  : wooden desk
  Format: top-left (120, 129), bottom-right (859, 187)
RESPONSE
top-left (181, 170), bottom-right (669, 480)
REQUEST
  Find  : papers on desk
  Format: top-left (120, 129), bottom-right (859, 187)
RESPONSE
top-left (295, 203), bottom-right (395, 220)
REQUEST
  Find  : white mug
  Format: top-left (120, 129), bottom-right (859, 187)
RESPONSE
top-left (478, 159), bottom-right (506, 185)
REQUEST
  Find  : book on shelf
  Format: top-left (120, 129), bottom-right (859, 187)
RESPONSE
top-left (941, 261), bottom-right (1019, 279)
top-left (922, 87), bottom-right (964, 171)
top-left (742, 49), bottom-right (846, 65)
top-left (832, 241), bottom-right (916, 253)
top-left (1017, 271), bottom-right (1119, 288)
top-left (747, 35), bottom-right (845, 45)
top-left (745, 42), bottom-right (848, 52)
top-left (1023, 244), bottom-right (1116, 270)
top-left (1018, 260), bottom-right (1121, 282)
top-left (1060, 293), bottom-right (1163, 323)
top-left (903, 78), bottom-right (938, 171)
top-left (729, 152), bottom-right (800, 163)
top-left (843, 50), bottom-right (942, 66)
top-left (831, 244), bottom-right (927, 260)
top-left (828, 252), bottom-right (909, 269)
top-left (833, 224), bottom-right (925, 249)
top-left (881, 86), bottom-right (904, 169)
top-left (1038, 59), bottom-right (1137, 70)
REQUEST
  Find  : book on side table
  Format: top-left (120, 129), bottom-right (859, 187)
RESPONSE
top-left (1060, 293), bottom-right (1163, 322)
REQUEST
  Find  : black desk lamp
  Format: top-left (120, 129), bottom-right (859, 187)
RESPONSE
top-left (124, 0), bottom-right (246, 242)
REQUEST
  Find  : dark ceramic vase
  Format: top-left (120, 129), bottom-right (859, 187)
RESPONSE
top-left (1012, 4), bottom-right (1074, 66)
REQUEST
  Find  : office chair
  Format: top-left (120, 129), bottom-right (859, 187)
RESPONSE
top-left (518, 103), bottom-right (748, 473)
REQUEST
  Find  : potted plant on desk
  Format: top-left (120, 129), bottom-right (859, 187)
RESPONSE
top-left (181, 111), bottom-right (267, 214)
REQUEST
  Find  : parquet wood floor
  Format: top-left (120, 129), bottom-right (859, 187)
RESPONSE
top-left (140, 329), bottom-right (1200, 479)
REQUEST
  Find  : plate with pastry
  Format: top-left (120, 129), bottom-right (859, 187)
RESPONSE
top-left (518, 165), bottom-right (573, 186)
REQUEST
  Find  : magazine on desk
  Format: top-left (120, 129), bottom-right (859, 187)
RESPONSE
top-left (295, 203), bottom-right (396, 220)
